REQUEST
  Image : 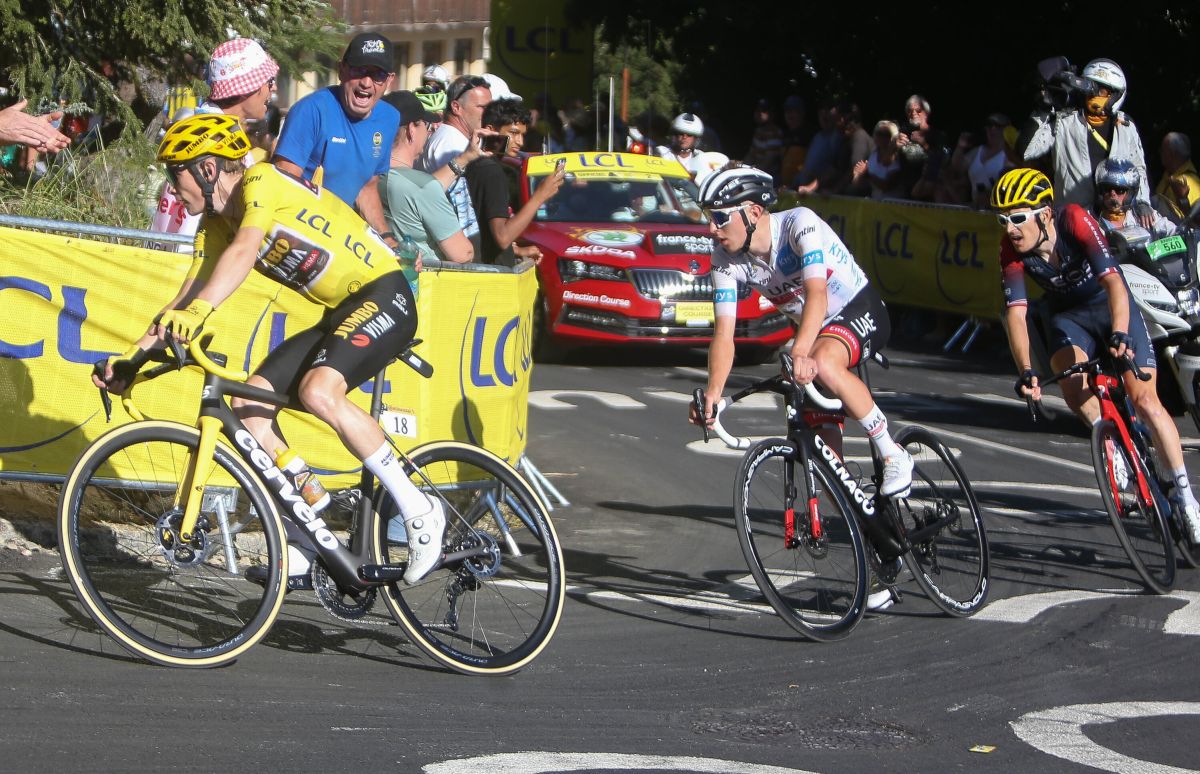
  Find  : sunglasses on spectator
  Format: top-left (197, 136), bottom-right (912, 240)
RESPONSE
top-left (447, 76), bottom-right (489, 104)
top-left (706, 205), bottom-right (749, 228)
top-left (346, 65), bottom-right (390, 83)
top-left (996, 206), bottom-right (1047, 227)
top-left (1101, 186), bottom-right (1130, 196)
top-left (267, 76), bottom-right (276, 89)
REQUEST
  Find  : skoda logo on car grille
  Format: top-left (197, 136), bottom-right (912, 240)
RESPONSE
top-left (689, 260), bottom-right (702, 274)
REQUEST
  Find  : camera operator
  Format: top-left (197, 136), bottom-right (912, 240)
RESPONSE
top-left (1022, 57), bottom-right (1154, 229)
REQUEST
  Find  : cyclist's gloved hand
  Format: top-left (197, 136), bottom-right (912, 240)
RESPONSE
top-left (1013, 368), bottom-right (1038, 399)
top-left (157, 299), bottom-right (214, 343)
top-left (1108, 330), bottom-right (1133, 358)
top-left (92, 345), bottom-right (150, 392)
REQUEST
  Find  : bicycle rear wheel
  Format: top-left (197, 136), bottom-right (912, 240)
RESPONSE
top-left (1091, 420), bottom-right (1175, 593)
top-left (733, 438), bottom-right (867, 641)
top-left (57, 421), bottom-right (287, 667)
top-left (370, 441), bottom-right (565, 675)
top-left (893, 426), bottom-right (990, 616)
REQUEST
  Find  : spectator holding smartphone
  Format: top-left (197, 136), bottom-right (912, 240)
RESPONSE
top-left (466, 98), bottom-right (565, 265)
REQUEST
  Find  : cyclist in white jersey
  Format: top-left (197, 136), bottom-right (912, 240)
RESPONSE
top-left (690, 163), bottom-right (914, 498)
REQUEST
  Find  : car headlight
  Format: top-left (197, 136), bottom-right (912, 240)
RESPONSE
top-left (558, 259), bottom-right (627, 284)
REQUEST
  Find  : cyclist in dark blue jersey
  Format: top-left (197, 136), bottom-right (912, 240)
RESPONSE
top-left (994, 167), bottom-right (1200, 543)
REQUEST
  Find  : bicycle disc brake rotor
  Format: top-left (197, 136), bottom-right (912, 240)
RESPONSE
top-left (461, 529), bottom-right (501, 579)
top-left (155, 509), bottom-right (209, 567)
top-left (311, 561), bottom-right (377, 621)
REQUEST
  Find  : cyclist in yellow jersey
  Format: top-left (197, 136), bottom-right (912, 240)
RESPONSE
top-left (93, 114), bottom-right (445, 584)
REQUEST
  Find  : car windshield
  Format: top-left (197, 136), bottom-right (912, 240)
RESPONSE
top-left (531, 174), bottom-right (707, 225)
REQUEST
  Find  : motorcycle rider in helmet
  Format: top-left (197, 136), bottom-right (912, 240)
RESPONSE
top-left (993, 168), bottom-right (1200, 543)
top-left (656, 113), bottom-right (705, 176)
top-left (1023, 57), bottom-right (1155, 230)
top-left (1092, 157), bottom-right (1177, 239)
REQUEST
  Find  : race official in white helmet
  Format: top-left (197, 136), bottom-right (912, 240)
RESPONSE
top-left (656, 112), bottom-right (705, 176)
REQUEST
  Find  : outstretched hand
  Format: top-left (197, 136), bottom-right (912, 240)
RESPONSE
top-left (0, 100), bottom-right (70, 152)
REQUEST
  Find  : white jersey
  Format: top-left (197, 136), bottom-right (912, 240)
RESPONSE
top-left (711, 207), bottom-right (868, 322)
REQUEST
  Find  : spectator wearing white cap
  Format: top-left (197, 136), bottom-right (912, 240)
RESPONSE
top-left (481, 73), bottom-right (522, 103)
top-left (273, 31), bottom-right (400, 245)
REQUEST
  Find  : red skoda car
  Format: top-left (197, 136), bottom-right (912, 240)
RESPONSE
top-left (517, 151), bottom-right (793, 362)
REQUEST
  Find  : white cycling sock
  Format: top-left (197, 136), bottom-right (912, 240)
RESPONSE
top-left (364, 441), bottom-right (432, 519)
top-left (859, 403), bottom-right (903, 459)
top-left (1171, 467), bottom-right (1197, 504)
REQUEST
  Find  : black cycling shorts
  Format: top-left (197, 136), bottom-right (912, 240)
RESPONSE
top-left (816, 286), bottom-right (891, 368)
top-left (255, 271), bottom-right (417, 401)
top-left (1050, 293), bottom-right (1156, 370)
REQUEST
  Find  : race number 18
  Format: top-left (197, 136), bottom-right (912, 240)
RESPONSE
top-left (381, 408), bottom-right (418, 438)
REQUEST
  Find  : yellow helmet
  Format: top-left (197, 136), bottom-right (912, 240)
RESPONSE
top-left (157, 113), bottom-right (250, 164)
top-left (991, 168), bottom-right (1054, 210)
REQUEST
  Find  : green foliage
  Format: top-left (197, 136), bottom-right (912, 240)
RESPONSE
top-left (593, 24), bottom-right (681, 126)
top-left (0, 131), bottom-right (159, 228)
top-left (0, 1), bottom-right (345, 132)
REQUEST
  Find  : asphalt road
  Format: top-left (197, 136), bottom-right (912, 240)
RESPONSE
top-left (2, 335), bottom-right (1199, 773)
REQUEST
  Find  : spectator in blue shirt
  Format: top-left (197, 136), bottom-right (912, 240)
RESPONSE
top-left (273, 32), bottom-right (400, 248)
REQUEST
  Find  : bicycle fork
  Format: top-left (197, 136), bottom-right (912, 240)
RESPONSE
top-left (784, 446), bottom-right (823, 549)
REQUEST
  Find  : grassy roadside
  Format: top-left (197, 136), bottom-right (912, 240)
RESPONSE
top-left (0, 134), bottom-right (160, 229)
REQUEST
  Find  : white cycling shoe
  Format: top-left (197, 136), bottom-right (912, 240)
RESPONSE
top-left (867, 587), bottom-right (895, 612)
top-left (1107, 442), bottom-right (1130, 490)
top-left (400, 497), bottom-right (446, 584)
top-left (880, 450), bottom-right (914, 498)
top-left (1170, 494), bottom-right (1200, 545)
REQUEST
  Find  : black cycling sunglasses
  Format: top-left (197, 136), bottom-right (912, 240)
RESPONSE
top-left (446, 76), bottom-right (489, 104)
top-left (1101, 185), bottom-right (1130, 196)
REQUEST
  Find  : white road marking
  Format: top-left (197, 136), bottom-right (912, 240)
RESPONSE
top-left (1011, 702), bottom-right (1200, 774)
top-left (965, 391), bottom-right (1070, 413)
top-left (424, 752), bottom-right (816, 773)
top-left (645, 389), bottom-right (782, 409)
top-left (921, 424), bottom-right (1095, 473)
top-left (528, 390), bottom-right (647, 410)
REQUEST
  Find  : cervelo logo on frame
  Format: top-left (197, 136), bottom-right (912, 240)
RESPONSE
top-left (235, 428), bottom-right (339, 549)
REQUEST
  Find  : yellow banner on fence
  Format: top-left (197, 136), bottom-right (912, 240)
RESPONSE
top-left (793, 195), bottom-right (1007, 319)
top-left (0, 227), bottom-right (535, 486)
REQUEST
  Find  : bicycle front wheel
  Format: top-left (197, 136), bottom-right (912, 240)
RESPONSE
top-left (370, 441), bottom-right (565, 675)
top-left (734, 438), bottom-right (867, 641)
top-left (57, 421), bottom-right (287, 667)
top-left (893, 426), bottom-right (990, 616)
top-left (1091, 420), bottom-right (1175, 593)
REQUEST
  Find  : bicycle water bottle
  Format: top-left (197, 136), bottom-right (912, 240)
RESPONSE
top-left (276, 448), bottom-right (331, 512)
top-left (397, 234), bottom-right (420, 298)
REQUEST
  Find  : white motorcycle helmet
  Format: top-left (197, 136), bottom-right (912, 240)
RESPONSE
top-left (1082, 58), bottom-right (1127, 113)
top-left (422, 64), bottom-right (450, 91)
top-left (690, 151), bottom-right (730, 185)
top-left (671, 112), bottom-right (704, 137)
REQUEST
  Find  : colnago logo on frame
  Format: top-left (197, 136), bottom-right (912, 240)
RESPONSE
top-left (234, 428), bottom-right (338, 549)
top-left (814, 435), bottom-right (875, 515)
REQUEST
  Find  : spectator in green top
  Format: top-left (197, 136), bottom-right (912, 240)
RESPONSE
top-left (378, 91), bottom-right (473, 263)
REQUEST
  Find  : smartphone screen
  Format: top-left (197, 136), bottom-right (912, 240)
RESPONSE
top-left (555, 158), bottom-right (566, 173)
top-left (482, 134), bottom-right (509, 155)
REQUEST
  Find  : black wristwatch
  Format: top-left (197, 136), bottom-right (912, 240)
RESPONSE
top-left (379, 231), bottom-right (397, 241)
top-left (448, 159), bottom-right (466, 177)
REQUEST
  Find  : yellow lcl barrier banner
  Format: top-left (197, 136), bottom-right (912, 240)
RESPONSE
top-left (0, 227), bottom-right (536, 487)
top-left (787, 195), bottom-right (1009, 319)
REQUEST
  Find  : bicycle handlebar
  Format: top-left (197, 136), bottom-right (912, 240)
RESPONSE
top-left (1027, 352), bottom-right (1149, 423)
top-left (694, 352), bottom-right (847, 450)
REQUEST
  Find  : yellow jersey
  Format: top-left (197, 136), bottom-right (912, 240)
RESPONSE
top-left (191, 162), bottom-right (394, 307)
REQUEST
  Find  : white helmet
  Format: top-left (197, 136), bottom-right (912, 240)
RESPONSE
top-left (422, 64), bottom-right (450, 90)
top-left (1082, 58), bottom-right (1126, 112)
top-left (689, 151), bottom-right (730, 185)
top-left (671, 112), bottom-right (704, 137)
